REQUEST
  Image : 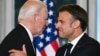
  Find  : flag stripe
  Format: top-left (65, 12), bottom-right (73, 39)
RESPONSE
top-left (51, 39), bottom-right (59, 51)
top-left (40, 50), bottom-right (46, 56)
top-left (36, 49), bottom-right (41, 56)
top-left (45, 44), bottom-right (56, 56)
top-left (34, 0), bottom-right (60, 56)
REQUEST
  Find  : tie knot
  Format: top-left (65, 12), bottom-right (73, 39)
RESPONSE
top-left (67, 43), bottom-right (73, 49)
top-left (65, 43), bottom-right (73, 56)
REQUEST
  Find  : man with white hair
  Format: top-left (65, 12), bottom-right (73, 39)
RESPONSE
top-left (0, 0), bottom-right (48, 56)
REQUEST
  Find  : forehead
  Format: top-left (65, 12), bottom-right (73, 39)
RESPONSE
top-left (58, 11), bottom-right (73, 20)
top-left (41, 8), bottom-right (48, 16)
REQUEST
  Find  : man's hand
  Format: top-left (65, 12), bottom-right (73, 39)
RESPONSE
top-left (9, 44), bottom-right (27, 56)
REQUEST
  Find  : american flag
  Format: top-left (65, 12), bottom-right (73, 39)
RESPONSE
top-left (34, 0), bottom-right (59, 56)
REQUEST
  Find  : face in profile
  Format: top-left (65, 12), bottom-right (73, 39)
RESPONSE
top-left (56, 11), bottom-right (74, 38)
top-left (33, 7), bottom-right (48, 36)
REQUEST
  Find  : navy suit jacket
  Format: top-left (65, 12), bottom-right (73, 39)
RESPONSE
top-left (56, 34), bottom-right (100, 56)
top-left (0, 24), bottom-right (36, 56)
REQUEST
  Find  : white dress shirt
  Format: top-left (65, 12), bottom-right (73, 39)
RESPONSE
top-left (19, 23), bottom-right (35, 51)
top-left (64, 32), bottom-right (85, 56)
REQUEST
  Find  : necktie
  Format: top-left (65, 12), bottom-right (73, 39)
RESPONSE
top-left (66, 43), bottom-right (73, 56)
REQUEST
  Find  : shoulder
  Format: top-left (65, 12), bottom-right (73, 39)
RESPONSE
top-left (77, 34), bottom-right (100, 53)
top-left (56, 44), bottom-right (67, 56)
top-left (78, 33), bottom-right (100, 46)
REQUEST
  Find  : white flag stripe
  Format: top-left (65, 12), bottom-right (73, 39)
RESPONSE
top-left (45, 44), bottom-right (56, 56)
top-left (36, 49), bottom-right (41, 56)
top-left (56, 38), bottom-right (60, 47)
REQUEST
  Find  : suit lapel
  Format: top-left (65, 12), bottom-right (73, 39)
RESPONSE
top-left (71, 34), bottom-right (89, 56)
top-left (18, 24), bottom-right (36, 56)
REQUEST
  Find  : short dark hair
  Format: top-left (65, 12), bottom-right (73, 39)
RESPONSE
top-left (58, 4), bottom-right (88, 31)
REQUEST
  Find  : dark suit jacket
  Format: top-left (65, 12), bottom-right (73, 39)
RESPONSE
top-left (0, 24), bottom-right (36, 56)
top-left (56, 34), bottom-right (100, 56)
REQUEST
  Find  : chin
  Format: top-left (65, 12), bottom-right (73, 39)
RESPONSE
top-left (39, 31), bottom-right (43, 35)
top-left (59, 36), bottom-right (64, 38)
top-left (59, 34), bottom-right (65, 38)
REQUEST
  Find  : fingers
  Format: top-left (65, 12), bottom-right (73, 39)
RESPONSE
top-left (22, 44), bottom-right (27, 54)
top-left (9, 52), bottom-right (15, 56)
top-left (9, 44), bottom-right (26, 53)
top-left (9, 49), bottom-right (20, 53)
top-left (9, 44), bottom-right (27, 56)
top-left (9, 49), bottom-right (21, 56)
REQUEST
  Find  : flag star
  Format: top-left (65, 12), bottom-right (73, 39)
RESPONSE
top-left (54, 30), bottom-right (57, 36)
top-left (46, 27), bottom-right (51, 33)
top-left (38, 42), bottom-right (43, 48)
top-left (49, 1), bottom-right (53, 7)
top-left (45, 36), bottom-right (50, 42)
top-left (34, 0), bottom-right (59, 55)
top-left (43, 0), bottom-right (47, 4)
top-left (48, 19), bottom-right (52, 24)
top-left (39, 34), bottom-right (44, 39)
top-left (49, 10), bottom-right (53, 16)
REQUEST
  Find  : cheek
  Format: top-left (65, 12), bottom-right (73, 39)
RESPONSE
top-left (38, 21), bottom-right (46, 29)
top-left (58, 26), bottom-right (68, 38)
top-left (42, 20), bottom-right (47, 26)
top-left (62, 24), bottom-right (72, 33)
top-left (37, 20), bottom-right (44, 26)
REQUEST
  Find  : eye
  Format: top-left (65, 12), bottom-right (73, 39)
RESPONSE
top-left (56, 20), bottom-right (58, 23)
top-left (58, 20), bottom-right (64, 24)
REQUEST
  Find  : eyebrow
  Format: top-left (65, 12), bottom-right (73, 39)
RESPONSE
top-left (58, 19), bottom-right (64, 23)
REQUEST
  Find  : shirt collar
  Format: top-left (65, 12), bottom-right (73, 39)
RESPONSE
top-left (68, 32), bottom-right (85, 53)
top-left (71, 32), bottom-right (85, 46)
top-left (20, 23), bottom-right (33, 42)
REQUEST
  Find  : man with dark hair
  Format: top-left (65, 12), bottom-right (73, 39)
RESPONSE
top-left (56, 4), bottom-right (100, 56)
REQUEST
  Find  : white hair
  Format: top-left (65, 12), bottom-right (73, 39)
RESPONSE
top-left (18, 1), bottom-right (47, 21)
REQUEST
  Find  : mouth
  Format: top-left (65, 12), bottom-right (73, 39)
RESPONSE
top-left (42, 27), bottom-right (45, 31)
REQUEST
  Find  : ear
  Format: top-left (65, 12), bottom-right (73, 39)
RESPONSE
top-left (72, 20), bottom-right (80, 28)
top-left (29, 14), bottom-right (39, 24)
top-left (34, 14), bottom-right (40, 21)
top-left (30, 14), bottom-right (36, 23)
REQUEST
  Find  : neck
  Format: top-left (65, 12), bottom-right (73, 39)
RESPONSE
top-left (68, 28), bottom-right (83, 42)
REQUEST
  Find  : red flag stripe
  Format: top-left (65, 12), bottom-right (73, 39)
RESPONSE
top-left (40, 50), bottom-right (47, 56)
top-left (51, 40), bottom-right (59, 52)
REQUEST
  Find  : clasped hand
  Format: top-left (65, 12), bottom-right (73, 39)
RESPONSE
top-left (9, 44), bottom-right (27, 56)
